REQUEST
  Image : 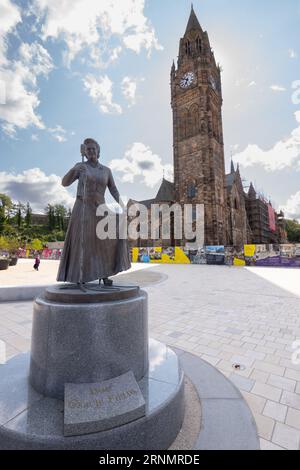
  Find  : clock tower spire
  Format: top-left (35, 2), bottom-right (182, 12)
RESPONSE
top-left (185, 4), bottom-right (202, 34)
top-left (171, 6), bottom-right (227, 246)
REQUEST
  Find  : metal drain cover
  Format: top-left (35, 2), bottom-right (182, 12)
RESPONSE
top-left (232, 363), bottom-right (246, 371)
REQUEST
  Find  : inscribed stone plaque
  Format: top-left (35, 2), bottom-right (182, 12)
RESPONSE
top-left (64, 371), bottom-right (146, 436)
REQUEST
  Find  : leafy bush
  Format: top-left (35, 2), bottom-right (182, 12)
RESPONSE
top-left (286, 219), bottom-right (300, 243)
top-left (0, 236), bottom-right (9, 251)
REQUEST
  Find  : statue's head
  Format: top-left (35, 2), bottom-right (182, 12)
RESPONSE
top-left (83, 138), bottom-right (100, 162)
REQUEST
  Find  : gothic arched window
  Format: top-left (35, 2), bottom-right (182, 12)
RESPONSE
top-left (187, 183), bottom-right (197, 199)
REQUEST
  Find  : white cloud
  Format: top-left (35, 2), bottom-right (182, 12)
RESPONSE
top-left (0, 78), bottom-right (6, 104)
top-left (230, 144), bottom-right (240, 152)
top-left (0, 168), bottom-right (75, 211)
top-left (233, 111), bottom-right (300, 172)
top-left (121, 76), bottom-right (143, 107)
top-left (89, 45), bottom-right (122, 69)
top-left (109, 142), bottom-right (173, 188)
top-left (123, 28), bottom-right (162, 56)
top-left (281, 192), bottom-right (300, 221)
top-left (1, 122), bottom-right (16, 137)
top-left (248, 81), bottom-right (256, 87)
top-left (270, 84), bottom-right (286, 92)
top-left (48, 124), bottom-right (67, 142)
top-left (1, 1), bottom-right (160, 135)
top-left (288, 49), bottom-right (298, 59)
top-left (0, 41), bottom-right (54, 135)
top-left (83, 74), bottom-right (122, 114)
top-left (31, 133), bottom-right (39, 141)
top-left (54, 135), bottom-right (66, 143)
top-left (19, 42), bottom-right (54, 80)
top-left (33, 0), bottom-right (162, 66)
top-left (48, 125), bottom-right (65, 133)
top-left (292, 80), bottom-right (300, 105)
top-left (53, 134), bottom-right (66, 143)
top-left (0, 0), bottom-right (21, 66)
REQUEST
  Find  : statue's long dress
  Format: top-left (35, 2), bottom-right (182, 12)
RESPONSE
top-left (57, 161), bottom-right (131, 283)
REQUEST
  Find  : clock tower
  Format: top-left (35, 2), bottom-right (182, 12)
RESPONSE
top-left (171, 5), bottom-right (227, 245)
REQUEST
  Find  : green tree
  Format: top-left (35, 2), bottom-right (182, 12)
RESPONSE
top-left (10, 202), bottom-right (26, 229)
top-left (17, 207), bottom-right (22, 228)
top-left (2, 225), bottom-right (18, 237)
top-left (54, 204), bottom-right (68, 231)
top-left (7, 237), bottom-right (20, 255)
top-left (0, 235), bottom-right (9, 252)
top-left (45, 204), bottom-right (56, 231)
top-left (285, 219), bottom-right (300, 243)
top-left (25, 202), bottom-right (32, 227)
top-left (0, 194), bottom-right (13, 232)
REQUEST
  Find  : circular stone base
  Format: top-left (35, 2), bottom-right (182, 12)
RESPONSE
top-left (0, 339), bottom-right (184, 450)
top-left (169, 376), bottom-right (201, 450)
top-left (44, 284), bottom-right (140, 304)
top-left (30, 289), bottom-right (148, 399)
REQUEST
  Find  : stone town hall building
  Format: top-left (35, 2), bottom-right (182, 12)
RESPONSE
top-left (131, 6), bottom-right (286, 248)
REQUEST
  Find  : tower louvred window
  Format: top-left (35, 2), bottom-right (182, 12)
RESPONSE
top-left (196, 37), bottom-right (202, 53)
top-left (185, 41), bottom-right (192, 55)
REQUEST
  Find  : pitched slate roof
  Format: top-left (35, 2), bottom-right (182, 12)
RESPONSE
top-left (226, 173), bottom-right (235, 189)
top-left (155, 178), bottom-right (175, 202)
top-left (131, 178), bottom-right (175, 209)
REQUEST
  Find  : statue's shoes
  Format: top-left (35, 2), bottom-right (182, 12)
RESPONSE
top-left (102, 278), bottom-right (113, 286)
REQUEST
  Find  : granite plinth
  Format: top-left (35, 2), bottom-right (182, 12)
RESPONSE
top-left (29, 288), bottom-right (148, 399)
top-left (64, 371), bottom-right (146, 436)
top-left (0, 340), bottom-right (185, 450)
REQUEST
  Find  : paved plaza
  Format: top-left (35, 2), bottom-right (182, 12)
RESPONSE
top-left (0, 260), bottom-right (300, 450)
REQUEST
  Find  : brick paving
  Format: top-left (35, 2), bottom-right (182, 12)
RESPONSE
top-left (0, 262), bottom-right (300, 450)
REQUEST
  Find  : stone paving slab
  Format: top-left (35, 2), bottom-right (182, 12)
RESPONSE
top-left (146, 264), bottom-right (300, 450)
top-left (0, 263), bottom-right (300, 449)
top-left (0, 259), bottom-right (158, 287)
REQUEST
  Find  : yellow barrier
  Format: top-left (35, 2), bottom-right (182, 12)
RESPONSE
top-left (233, 258), bottom-right (246, 266)
top-left (244, 245), bottom-right (256, 257)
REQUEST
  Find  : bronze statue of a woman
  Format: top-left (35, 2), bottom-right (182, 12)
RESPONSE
top-left (57, 138), bottom-right (131, 286)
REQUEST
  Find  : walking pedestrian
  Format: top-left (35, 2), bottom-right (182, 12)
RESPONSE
top-left (33, 254), bottom-right (40, 271)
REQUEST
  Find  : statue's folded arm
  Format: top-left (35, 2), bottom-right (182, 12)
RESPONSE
top-left (62, 165), bottom-right (80, 187)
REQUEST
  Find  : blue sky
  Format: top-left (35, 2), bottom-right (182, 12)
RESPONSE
top-left (0, 0), bottom-right (300, 218)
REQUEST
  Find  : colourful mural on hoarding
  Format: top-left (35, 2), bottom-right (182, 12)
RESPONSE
top-left (18, 248), bottom-right (62, 260)
top-left (131, 247), bottom-right (190, 264)
top-left (131, 244), bottom-right (300, 268)
top-left (13, 243), bottom-right (300, 268)
top-left (244, 244), bottom-right (300, 268)
top-left (205, 246), bottom-right (225, 265)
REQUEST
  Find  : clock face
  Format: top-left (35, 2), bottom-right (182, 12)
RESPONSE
top-left (180, 72), bottom-right (195, 89)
